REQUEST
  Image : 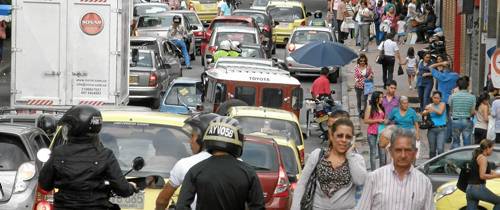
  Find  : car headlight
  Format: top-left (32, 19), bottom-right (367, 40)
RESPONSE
top-left (434, 185), bottom-right (457, 201)
top-left (14, 162), bottom-right (36, 193)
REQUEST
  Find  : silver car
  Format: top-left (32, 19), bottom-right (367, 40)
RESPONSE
top-left (133, 3), bottom-right (170, 17)
top-left (284, 26), bottom-right (340, 82)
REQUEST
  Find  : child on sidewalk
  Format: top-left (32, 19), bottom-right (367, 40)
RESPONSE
top-left (400, 47), bottom-right (418, 90)
top-left (396, 15), bottom-right (406, 45)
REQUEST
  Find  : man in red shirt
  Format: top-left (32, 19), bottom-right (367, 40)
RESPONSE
top-left (310, 67), bottom-right (332, 99)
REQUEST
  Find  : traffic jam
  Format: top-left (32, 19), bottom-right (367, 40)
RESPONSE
top-left (2, 0), bottom-right (494, 209)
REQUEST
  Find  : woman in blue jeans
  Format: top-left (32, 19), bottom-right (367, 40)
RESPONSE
top-left (466, 139), bottom-right (500, 210)
top-left (422, 91), bottom-right (446, 158)
top-left (417, 52), bottom-right (434, 112)
top-left (363, 91), bottom-right (385, 170)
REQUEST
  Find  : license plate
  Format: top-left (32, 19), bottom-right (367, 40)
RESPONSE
top-left (109, 192), bottom-right (144, 209)
top-left (129, 75), bottom-right (139, 85)
top-left (315, 115), bottom-right (329, 123)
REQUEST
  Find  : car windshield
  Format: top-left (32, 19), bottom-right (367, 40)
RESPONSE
top-left (252, 0), bottom-right (268, 7)
top-left (214, 32), bottom-right (257, 45)
top-left (236, 117), bottom-right (301, 147)
top-left (211, 20), bottom-right (251, 30)
top-left (0, 134), bottom-right (30, 171)
top-left (240, 47), bottom-right (264, 58)
top-left (278, 145), bottom-right (299, 175)
top-left (291, 30), bottom-right (332, 44)
top-left (184, 13), bottom-right (201, 25)
top-left (233, 12), bottom-right (267, 25)
top-left (134, 5), bottom-right (169, 17)
top-left (241, 141), bottom-right (278, 171)
top-left (269, 7), bottom-right (303, 22)
top-left (164, 83), bottom-right (203, 107)
top-left (130, 51), bottom-right (154, 67)
top-left (99, 123), bottom-right (191, 177)
top-left (138, 15), bottom-right (174, 28)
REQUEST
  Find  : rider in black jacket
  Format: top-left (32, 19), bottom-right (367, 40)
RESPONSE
top-left (38, 105), bottom-right (136, 210)
top-left (176, 116), bottom-right (265, 210)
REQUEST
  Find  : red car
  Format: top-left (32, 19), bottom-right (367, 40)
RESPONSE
top-left (241, 135), bottom-right (292, 210)
top-left (200, 16), bottom-right (261, 65)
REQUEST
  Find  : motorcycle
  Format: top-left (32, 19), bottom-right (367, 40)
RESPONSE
top-left (416, 31), bottom-right (451, 64)
top-left (305, 90), bottom-right (342, 143)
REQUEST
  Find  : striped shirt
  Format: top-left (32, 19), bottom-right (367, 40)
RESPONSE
top-left (356, 164), bottom-right (434, 210)
top-left (449, 90), bottom-right (476, 119)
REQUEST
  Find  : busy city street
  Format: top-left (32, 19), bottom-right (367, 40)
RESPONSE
top-left (0, 0), bottom-right (500, 209)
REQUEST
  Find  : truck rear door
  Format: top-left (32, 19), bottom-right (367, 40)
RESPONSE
top-left (12, 0), bottom-right (67, 106)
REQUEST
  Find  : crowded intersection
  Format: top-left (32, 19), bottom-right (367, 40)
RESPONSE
top-left (0, 0), bottom-right (499, 209)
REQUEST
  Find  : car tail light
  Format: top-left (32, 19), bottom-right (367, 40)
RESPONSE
top-left (14, 162), bottom-right (36, 193)
top-left (34, 186), bottom-right (54, 210)
top-left (273, 167), bottom-right (290, 198)
top-left (263, 24), bottom-right (271, 32)
top-left (204, 31), bottom-right (212, 41)
top-left (301, 20), bottom-right (306, 26)
top-left (288, 44), bottom-right (295, 52)
top-left (194, 31), bottom-right (204, 37)
top-left (208, 46), bottom-right (218, 54)
top-left (299, 150), bottom-right (305, 166)
top-left (148, 72), bottom-right (158, 87)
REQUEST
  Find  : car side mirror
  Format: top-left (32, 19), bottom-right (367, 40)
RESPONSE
top-left (132, 156), bottom-right (145, 171)
top-left (273, 20), bottom-right (279, 26)
top-left (190, 25), bottom-right (199, 30)
top-left (306, 12), bottom-right (312, 17)
top-left (37, 148), bottom-right (51, 163)
top-left (287, 174), bottom-right (297, 183)
top-left (302, 132), bottom-right (308, 140)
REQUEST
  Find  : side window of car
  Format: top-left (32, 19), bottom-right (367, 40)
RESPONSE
top-left (215, 83), bottom-right (227, 104)
top-left (32, 133), bottom-right (48, 152)
top-left (428, 150), bottom-right (471, 175)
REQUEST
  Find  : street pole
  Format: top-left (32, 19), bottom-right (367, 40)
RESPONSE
top-left (497, 0), bottom-right (500, 47)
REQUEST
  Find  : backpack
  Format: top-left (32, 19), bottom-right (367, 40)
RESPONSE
top-left (456, 161), bottom-right (471, 192)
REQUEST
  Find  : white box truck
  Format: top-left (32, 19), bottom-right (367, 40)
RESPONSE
top-left (10, 0), bottom-right (132, 108)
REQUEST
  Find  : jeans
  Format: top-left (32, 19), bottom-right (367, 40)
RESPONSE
top-left (375, 21), bottom-right (382, 45)
top-left (427, 126), bottom-right (446, 158)
top-left (418, 81), bottom-right (433, 112)
top-left (367, 134), bottom-right (386, 170)
top-left (382, 56), bottom-right (395, 87)
top-left (451, 119), bottom-right (473, 149)
top-left (466, 184), bottom-right (500, 210)
top-left (172, 39), bottom-right (191, 67)
top-left (355, 87), bottom-right (366, 115)
top-left (359, 23), bottom-right (370, 50)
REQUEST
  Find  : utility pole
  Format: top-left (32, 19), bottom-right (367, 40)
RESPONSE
top-left (497, 0), bottom-right (500, 47)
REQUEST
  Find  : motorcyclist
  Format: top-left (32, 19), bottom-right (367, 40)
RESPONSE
top-left (213, 40), bottom-right (240, 62)
top-left (155, 112), bottom-right (220, 210)
top-left (169, 15), bottom-right (192, 69)
top-left (176, 116), bottom-right (265, 210)
top-left (38, 105), bottom-right (137, 210)
top-left (310, 67), bottom-right (333, 100)
top-left (308, 10), bottom-right (327, 27)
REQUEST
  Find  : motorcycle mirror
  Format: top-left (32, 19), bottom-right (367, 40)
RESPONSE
top-left (37, 148), bottom-right (51, 163)
top-left (132, 156), bottom-right (145, 171)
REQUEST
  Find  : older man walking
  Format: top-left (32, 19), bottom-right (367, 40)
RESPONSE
top-left (356, 128), bottom-right (434, 210)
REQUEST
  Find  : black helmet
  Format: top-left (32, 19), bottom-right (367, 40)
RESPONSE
top-left (203, 116), bottom-right (244, 157)
top-left (37, 114), bottom-right (57, 135)
top-left (59, 105), bottom-right (102, 138)
top-left (173, 15), bottom-right (182, 24)
top-left (314, 10), bottom-right (322, 18)
top-left (183, 112), bottom-right (221, 145)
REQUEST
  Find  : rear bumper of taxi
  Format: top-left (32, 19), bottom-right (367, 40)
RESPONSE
top-left (130, 86), bottom-right (160, 99)
top-left (273, 32), bottom-right (292, 45)
top-left (197, 12), bottom-right (217, 22)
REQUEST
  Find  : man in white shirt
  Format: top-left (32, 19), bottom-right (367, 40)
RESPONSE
top-left (356, 128), bottom-right (434, 210)
top-left (377, 32), bottom-right (401, 88)
top-left (155, 113), bottom-right (220, 210)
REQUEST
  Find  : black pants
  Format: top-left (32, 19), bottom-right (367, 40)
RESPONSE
top-left (355, 87), bottom-right (366, 115)
top-left (474, 128), bottom-right (487, 144)
top-left (382, 56), bottom-right (395, 87)
top-left (337, 19), bottom-right (344, 43)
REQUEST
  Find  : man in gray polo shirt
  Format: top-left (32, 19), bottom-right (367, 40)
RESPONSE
top-left (448, 77), bottom-right (476, 149)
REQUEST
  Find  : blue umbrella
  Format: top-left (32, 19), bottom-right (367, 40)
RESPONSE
top-left (290, 41), bottom-right (358, 67)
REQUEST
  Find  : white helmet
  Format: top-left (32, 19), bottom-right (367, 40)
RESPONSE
top-left (219, 40), bottom-right (232, 51)
top-left (230, 41), bottom-right (242, 53)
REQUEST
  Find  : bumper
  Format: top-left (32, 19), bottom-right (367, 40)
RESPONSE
top-left (129, 86), bottom-right (160, 99)
top-left (285, 56), bottom-right (336, 75)
top-left (197, 12), bottom-right (217, 22)
top-left (265, 196), bottom-right (291, 210)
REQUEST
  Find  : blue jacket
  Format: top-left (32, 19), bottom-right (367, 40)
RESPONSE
top-left (431, 68), bottom-right (459, 103)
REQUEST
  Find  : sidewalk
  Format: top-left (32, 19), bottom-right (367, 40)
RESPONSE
top-left (340, 38), bottom-right (433, 169)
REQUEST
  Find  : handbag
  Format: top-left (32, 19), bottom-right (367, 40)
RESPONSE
top-left (364, 79), bottom-right (374, 95)
top-left (376, 41), bottom-right (385, 64)
top-left (419, 114), bottom-right (434, 130)
top-left (397, 65), bottom-right (404, 75)
top-left (300, 149), bottom-right (325, 210)
top-left (456, 161), bottom-right (471, 192)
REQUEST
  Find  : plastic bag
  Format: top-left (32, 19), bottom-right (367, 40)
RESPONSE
top-left (487, 116), bottom-right (496, 140)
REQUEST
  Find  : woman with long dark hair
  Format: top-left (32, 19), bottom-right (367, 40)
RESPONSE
top-left (422, 91), bottom-right (446, 158)
top-left (466, 139), bottom-right (500, 209)
top-left (474, 92), bottom-right (490, 144)
top-left (363, 91), bottom-right (386, 170)
top-left (354, 54), bottom-right (373, 116)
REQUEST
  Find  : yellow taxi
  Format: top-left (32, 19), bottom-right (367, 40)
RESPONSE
top-left (266, 0), bottom-right (308, 45)
top-left (186, 0), bottom-right (218, 24)
top-left (227, 106), bottom-right (306, 166)
top-left (434, 178), bottom-right (500, 210)
top-left (48, 110), bottom-right (191, 210)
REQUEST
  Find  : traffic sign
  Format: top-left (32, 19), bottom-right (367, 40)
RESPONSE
top-left (492, 49), bottom-right (500, 88)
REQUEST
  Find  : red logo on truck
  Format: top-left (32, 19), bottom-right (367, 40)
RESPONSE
top-left (80, 12), bottom-right (104, 35)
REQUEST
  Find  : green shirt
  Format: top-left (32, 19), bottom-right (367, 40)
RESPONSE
top-left (213, 50), bottom-right (240, 62)
top-left (449, 90), bottom-right (476, 119)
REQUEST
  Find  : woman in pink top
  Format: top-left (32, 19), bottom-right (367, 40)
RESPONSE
top-left (354, 54), bottom-right (374, 116)
top-left (364, 91), bottom-right (386, 170)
